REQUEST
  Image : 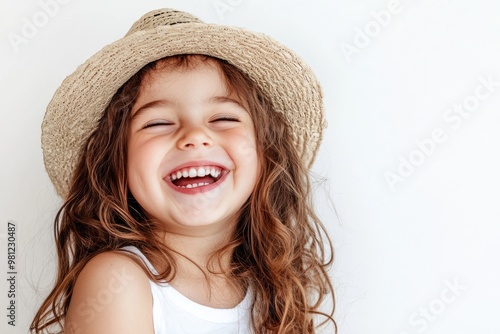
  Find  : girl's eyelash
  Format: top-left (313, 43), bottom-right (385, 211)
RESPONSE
top-left (212, 116), bottom-right (239, 122)
top-left (143, 121), bottom-right (172, 128)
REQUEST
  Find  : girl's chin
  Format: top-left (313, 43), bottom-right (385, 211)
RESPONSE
top-left (152, 212), bottom-right (238, 233)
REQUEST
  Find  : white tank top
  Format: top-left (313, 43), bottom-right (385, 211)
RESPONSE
top-left (122, 246), bottom-right (253, 334)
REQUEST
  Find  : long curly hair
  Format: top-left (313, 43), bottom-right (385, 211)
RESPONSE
top-left (31, 55), bottom-right (336, 333)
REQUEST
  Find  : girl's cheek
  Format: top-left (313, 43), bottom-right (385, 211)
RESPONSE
top-left (236, 135), bottom-right (258, 163)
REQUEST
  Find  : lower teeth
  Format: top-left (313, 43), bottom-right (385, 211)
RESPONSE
top-left (181, 182), bottom-right (210, 189)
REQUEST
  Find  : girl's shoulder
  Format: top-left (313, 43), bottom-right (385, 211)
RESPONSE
top-left (64, 250), bottom-right (154, 334)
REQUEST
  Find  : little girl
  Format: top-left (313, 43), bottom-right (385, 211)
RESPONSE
top-left (31, 8), bottom-right (335, 334)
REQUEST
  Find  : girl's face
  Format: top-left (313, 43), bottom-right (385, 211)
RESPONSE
top-left (127, 59), bottom-right (259, 235)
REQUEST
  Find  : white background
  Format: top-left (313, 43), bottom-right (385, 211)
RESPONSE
top-left (1, 0), bottom-right (499, 333)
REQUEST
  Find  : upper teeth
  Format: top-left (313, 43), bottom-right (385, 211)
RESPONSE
top-left (170, 166), bottom-right (222, 181)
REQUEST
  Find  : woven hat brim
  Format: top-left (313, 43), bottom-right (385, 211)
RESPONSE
top-left (41, 23), bottom-right (326, 198)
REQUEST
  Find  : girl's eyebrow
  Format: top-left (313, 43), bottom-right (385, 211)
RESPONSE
top-left (131, 99), bottom-right (172, 120)
top-left (209, 96), bottom-right (246, 111)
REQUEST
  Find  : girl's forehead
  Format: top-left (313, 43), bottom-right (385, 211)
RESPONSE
top-left (131, 55), bottom-right (256, 114)
top-left (130, 58), bottom-right (250, 116)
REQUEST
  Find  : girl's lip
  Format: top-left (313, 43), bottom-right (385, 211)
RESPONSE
top-left (164, 160), bottom-right (230, 195)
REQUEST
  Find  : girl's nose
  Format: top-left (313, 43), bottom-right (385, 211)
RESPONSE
top-left (176, 126), bottom-right (213, 150)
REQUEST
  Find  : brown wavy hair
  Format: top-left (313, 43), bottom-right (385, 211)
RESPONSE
top-left (31, 55), bottom-right (336, 333)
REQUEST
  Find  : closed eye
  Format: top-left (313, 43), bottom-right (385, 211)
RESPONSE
top-left (143, 120), bottom-right (173, 128)
top-left (211, 116), bottom-right (240, 122)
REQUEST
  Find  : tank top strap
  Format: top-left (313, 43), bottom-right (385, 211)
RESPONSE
top-left (120, 245), bottom-right (160, 275)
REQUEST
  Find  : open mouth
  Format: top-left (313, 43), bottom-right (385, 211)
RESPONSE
top-left (168, 166), bottom-right (226, 189)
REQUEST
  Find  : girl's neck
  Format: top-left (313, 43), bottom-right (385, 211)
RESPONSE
top-left (156, 218), bottom-right (237, 276)
top-left (155, 222), bottom-right (245, 308)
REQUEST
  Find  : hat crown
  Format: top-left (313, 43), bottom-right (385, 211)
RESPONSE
top-left (126, 9), bottom-right (202, 36)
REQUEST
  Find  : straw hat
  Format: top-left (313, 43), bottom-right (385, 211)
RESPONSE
top-left (41, 8), bottom-right (326, 198)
